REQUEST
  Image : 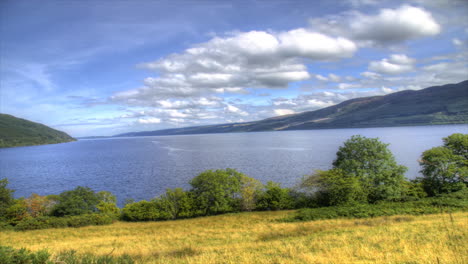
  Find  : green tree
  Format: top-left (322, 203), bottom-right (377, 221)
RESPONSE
top-left (420, 133), bottom-right (468, 196)
top-left (256, 181), bottom-right (294, 211)
top-left (189, 168), bottom-right (243, 215)
top-left (332, 135), bottom-right (407, 202)
top-left (301, 169), bottom-right (366, 206)
top-left (52, 186), bottom-right (100, 216)
top-left (155, 188), bottom-right (194, 220)
top-left (239, 175), bottom-right (262, 211)
top-left (121, 200), bottom-right (160, 221)
top-left (0, 178), bottom-right (15, 220)
top-left (96, 191), bottom-right (120, 218)
top-left (5, 198), bottom-right (29, 223)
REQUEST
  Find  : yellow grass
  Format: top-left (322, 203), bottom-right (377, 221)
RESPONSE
top-left (1, 211), bottom-right (467, 264)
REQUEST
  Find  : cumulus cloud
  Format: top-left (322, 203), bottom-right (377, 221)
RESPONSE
top-left (111, 29), bottom-right (357, 106)
top-left (310, 5), bottom-right (441, 46)
top-left (368, 54), bottom-right (415, 74)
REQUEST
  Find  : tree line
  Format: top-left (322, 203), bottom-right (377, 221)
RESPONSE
top-left (0, 133), bottom-right (466, 230)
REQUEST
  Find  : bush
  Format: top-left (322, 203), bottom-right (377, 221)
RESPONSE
top-left (0, 246), bottom-right (50, 264)
top-left (0, 246), bottom-right (135, 264)
top-left (293, 189), bottom-right (468, 222)
top-left (52, 186), bottom-right (101, 216)
top-left (190, 168), bottom-right (244, 215)
top-left (256, 181), bottom-right (294, 211)
top-left (154, 188), bottom-right (195, 220)
top-left (14, 214), bottom-right (113, 231)
top-left (121, 200), bottom-right (160, 221)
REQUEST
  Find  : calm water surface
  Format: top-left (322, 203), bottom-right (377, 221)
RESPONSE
top-left (1, 125), bottom-right (466, 205)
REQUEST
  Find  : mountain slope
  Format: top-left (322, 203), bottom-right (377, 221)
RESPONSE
top-left (0, 114), bottom-right (76, 148)
top-left (115, 80), bottom-right (468, 137)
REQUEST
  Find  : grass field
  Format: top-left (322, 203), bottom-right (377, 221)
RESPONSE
top-left (1, 211), bottom-right (467, 264)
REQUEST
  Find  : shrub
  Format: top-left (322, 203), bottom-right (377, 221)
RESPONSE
top-left (121, 200), bottom-right (160, 221)
top-left (14, 214), bottom-right (113, 231)
top-left (190, 168), bottom-right (244, 215)
top-left (0, 246), bottom-right (50, 264)
top-left (52, 186), bottom-right (101, 216)
top-left (293, 189), bottom-right (468, 222)
top-left (256, 181), bottom-right (294, 211)
top-left (154, 188), bottom-right (195, 220)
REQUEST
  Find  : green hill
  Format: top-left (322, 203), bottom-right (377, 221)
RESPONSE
top-left (0, 114), bottom-right (75, 148)
top-left (116, 80), bottom-right (468, 137)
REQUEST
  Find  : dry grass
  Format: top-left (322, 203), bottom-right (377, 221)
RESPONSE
top-left (1, 211), bottom-right (467, 264)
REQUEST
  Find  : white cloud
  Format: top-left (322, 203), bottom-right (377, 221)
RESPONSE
top-left (309, 5), bottom-right (441, 46)
top-left (137, 117), bottom-right (161, 124)
top-left (368, 54), bottom-right (415, 74)
top-left (225, 104), bottom-right (248, 116)
top-left (112, 28), bottom-right (357, 106)
top-left (274, 109), bottom-right (295, 116)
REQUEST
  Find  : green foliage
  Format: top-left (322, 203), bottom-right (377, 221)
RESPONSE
top-left (52, 186), bottom-right (101, 216)
top-left (239, 175), bottom-right (262, 211)
top-left (301, 169), bottom-right (366, 206)
top-left (121, 200), bottom-right (160, 221)
top-left (96, 191), bottom-right (120, 219)
top-left (154, 188), bottom-right (195, 220)
top-left (189, 168), bottom-right (243, 215)
top-left (401, 179), bottom-right (427, 201)
top-left (0, 246), bottom-right (134, 264)
top-left (420, 133), bottom-right (468, 196)
top-left (5, 199), bottom-right (30, 223)
top-left (0, 113), bottom-right (75, 148)
top-left (0, 246), bottom-right (50, 264)
top-left (14, 214), bottom-right (114, 231)
top-left (0, 178), bottom-right (15, 220)
top-left (256, 181), bottom-right (294, 211)
top-left (333, 135), bottom-right (407, 202)
top-left (293, 189), bottom-right (468, 222)
top-left (443, 133), bottom-right (468, 159)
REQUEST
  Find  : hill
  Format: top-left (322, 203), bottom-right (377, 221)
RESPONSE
top-left (115, 80), bottom-right (468, 137)
top-left (0, 114), bottom-right (76, 148)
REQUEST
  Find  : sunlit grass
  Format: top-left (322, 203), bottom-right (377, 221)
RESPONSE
top-left (1, 211), bottom-right (467, 263)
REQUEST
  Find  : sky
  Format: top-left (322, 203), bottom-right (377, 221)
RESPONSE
top-left (1, 0), bottom-right (467, 137)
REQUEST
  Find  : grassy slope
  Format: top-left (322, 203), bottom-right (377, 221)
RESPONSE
top-left (0, 114), bottom-right (75, 148)
top-left (1, 211), bottom-right (467, 264)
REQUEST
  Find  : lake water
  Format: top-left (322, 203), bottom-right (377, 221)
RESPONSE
top-left (1, 125), bottom-right (466, 205)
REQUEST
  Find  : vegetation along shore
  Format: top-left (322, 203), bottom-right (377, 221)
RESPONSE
top-left (1, 133), bottom-right (467, 263)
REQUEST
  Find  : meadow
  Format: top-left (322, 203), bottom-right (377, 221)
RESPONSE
top-left (1, 211), bottom-right (467, 264)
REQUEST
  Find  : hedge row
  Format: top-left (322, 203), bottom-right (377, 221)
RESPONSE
top-left (12, 214), bottom-right (114, 231)
top-left (293, 190), bottom-right (468, 221)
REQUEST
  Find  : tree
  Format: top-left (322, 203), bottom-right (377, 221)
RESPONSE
top-left (155, 188), bottom-right (194, 219)
top-left (52, 186), bottom-right (100, 216)
top-left (239, 175), bottom-right (262, 211)
top-left (332, 135), bottom-right (407, 202)
top-left (301, 169), bottom-right (365, 206)
top-left (25, 193), bottom-right (56, 217)
top-left (256, 181), bottom-right (294, 211)
top-left (121, 200), bottom-right (160, 221)
top-left (420, 133), bottom-right (468, 196)
top-left (189, 168), bottom-right (243, 215)
top-left (0, 178), bottom-right (15, 220)
top-left (96, 191), bottom-right (120, 218)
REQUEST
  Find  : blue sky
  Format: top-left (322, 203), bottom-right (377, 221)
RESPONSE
top-left (1, 0), bottom-right (467, 137)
